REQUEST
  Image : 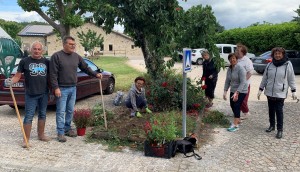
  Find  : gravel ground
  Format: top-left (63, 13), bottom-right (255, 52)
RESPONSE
top-left (1, 59), bottom-right (300, 171)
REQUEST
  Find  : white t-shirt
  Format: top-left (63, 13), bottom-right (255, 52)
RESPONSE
top-left (238, 55), bottom-right (254, 85)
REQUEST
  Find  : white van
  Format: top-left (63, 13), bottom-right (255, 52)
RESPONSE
top-left (215, 44), bottom-right (255, 66)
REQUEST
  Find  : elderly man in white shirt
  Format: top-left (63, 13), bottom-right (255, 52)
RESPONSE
top-left (236, 44), bottom-right (254, 119)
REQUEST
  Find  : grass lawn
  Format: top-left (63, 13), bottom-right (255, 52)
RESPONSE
top-left (91, 56), bottom-right (145, 92)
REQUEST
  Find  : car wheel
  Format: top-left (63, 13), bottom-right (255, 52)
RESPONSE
top-left (104, 78), bottom-right (115, 95)
top-left (196, 58), bottom-right (203, 65)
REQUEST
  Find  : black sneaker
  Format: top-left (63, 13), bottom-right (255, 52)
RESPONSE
top-left (65, 129), bottom-right (78, 137)
top-left (57, 134), bottom-right (67, 142)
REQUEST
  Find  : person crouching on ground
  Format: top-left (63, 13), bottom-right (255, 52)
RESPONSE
top-left (257, 47), bottom-right (297, 139)
top-left (223, 53), bottom-right (248, 132)
top-left (201, 49), bottom-right (219, 108)
top-left (125, 76), bottom-right (152, 117)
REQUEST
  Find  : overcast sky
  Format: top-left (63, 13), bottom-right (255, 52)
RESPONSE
top-left (0, 0), bottom-right (299, 31)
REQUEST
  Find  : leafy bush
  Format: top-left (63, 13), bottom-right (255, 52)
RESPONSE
top-left (202, 110), bottom-right (230, 127)
top-left (90, 103), bottom-right (113, 127)
top-left (144, 112), bottom-right (178, 144)
top-left (143, 69), bottom-right (207, 112)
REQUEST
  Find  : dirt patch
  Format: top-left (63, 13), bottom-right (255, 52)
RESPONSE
top-left (90, 105), bottom-right (215, 151)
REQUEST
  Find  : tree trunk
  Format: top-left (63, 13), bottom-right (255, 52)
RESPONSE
top-left (58, 24), bottom-right (71, 40)
top-left (138, 32), bottom-right (164, 79)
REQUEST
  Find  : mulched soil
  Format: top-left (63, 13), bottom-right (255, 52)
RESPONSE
top-left (90, 105), bottom-right (215, 150)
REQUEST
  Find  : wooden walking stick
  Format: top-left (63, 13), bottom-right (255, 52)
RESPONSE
top-left (99, 79), bottom-right (108, 130)
top-left (0, 36), bottom-right (29, 149)
top-left (10, 86), bottom-right (29, 149)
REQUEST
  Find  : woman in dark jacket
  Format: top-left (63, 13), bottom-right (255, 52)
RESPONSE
top-left (201, 50), bottom-right (219, 108)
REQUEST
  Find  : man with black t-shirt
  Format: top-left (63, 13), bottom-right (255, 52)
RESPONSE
top-left (5, 41), bottom-right (51, 148)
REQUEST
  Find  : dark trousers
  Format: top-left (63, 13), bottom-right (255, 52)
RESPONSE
top-left (241, 85), bottom-right (250, 113)
top-left (125, 96), bottom-right (147, 109)
top-left (267, 97), bottom-right (284, 131)
top-left (230, 92), bottom-right (246, 118)
top-left (205, 79), bottom-right (217, 99)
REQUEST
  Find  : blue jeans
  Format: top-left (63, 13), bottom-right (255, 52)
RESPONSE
top-left (229, 92), bottom-right (246, 118)
top-left (24, 93), bottom-right (48, 124)
top-left (56, 86), bottom-right (76, 135)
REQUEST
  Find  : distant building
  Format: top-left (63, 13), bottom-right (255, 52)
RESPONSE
top-left (18, 23), bottom-right (143, 59)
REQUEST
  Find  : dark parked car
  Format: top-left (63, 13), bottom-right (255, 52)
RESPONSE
top-left (0, 58), bottom-right (115, 107)
top-left (252, 50), bottom-right (300, 74)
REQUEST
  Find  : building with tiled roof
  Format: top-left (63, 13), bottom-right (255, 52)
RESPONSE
top-left (18, 23), bottom-right (142, 58)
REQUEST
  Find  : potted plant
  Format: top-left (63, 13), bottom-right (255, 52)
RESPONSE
top-left (143, 112), bottom-right (178, 158)
top-left (73, 108), bottom-right (92, 136)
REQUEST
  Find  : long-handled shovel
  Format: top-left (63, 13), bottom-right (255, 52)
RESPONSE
top-left (9, 86), bottom-right (29, 149)
top-left (0, 37), bottom-right (29, 149)
top-left (99, 79), bottom-right (108, 130)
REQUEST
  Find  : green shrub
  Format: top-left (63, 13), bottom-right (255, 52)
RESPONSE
top-left (90, 103), bottom-right (113, 127)
top-left (144, 112), bottom-right (178, 144)
top-left (202, 110), bottom-right (230, 127)
top-left (143, 69), bottom-right (207, 112)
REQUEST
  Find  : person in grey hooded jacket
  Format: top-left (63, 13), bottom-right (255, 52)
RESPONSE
top-left (258, 47), bottom-right (297, 139)
top-left (125, 76), bottom-right (152, 117)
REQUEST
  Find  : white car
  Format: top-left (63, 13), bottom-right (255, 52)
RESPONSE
top-left (191, 48), bottom-right (206, 65)
top-left (215, 44), bottom-right (255, 66)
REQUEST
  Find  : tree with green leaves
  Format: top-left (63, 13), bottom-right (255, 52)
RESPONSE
top-left (77, 29), bottom-right (104, 56)
top-left (92, 1), bottom-right (223, 78)
top-left (292, 5), bottom-right (300, 22)
top-left (174, 5), bottom-right (223, 69)
top-left (92, 0), bottom-right (181, 78)
top-left (0, 19), bottom-right (23, 39)
top-left (17, 0), bottom-right (93, 39)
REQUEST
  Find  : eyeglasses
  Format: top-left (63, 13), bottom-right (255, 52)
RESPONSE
top-left (68, 43), bottom-right (76, 46)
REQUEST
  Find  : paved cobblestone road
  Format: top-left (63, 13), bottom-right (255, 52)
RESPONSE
top-left (1, 96), bottom-right (300, 171)
top-left (1, 60), bottom-right (300, 171)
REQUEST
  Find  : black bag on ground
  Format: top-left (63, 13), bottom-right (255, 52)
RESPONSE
top-left (174, 137), bottom-right (202, 160)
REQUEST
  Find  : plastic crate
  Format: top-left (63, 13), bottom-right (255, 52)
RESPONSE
top-left (144, 140), bottom-right (176, 159)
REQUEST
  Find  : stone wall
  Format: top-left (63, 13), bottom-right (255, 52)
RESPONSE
top-left (20, 36), bottom-right (47, 55)
top-left (46, 23), bottom-right (143, 58)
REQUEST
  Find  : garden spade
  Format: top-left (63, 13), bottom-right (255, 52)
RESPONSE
top-left (99, 79), bottom-right (108, 130)
top-left (0, 36), bottom-right (29, 149)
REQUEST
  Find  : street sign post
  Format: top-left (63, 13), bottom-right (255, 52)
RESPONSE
top-left (182, 48), bottom-right (191, 137)
top-left (183, 48), bottom-right (192, 73)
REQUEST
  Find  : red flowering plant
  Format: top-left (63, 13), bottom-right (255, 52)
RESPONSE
top-left (144, 69), bottom-right (207, 113)
top-left (73, 108), bottom-right (92, 129)
top-left (144, 112), bottom-right (178, 145)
